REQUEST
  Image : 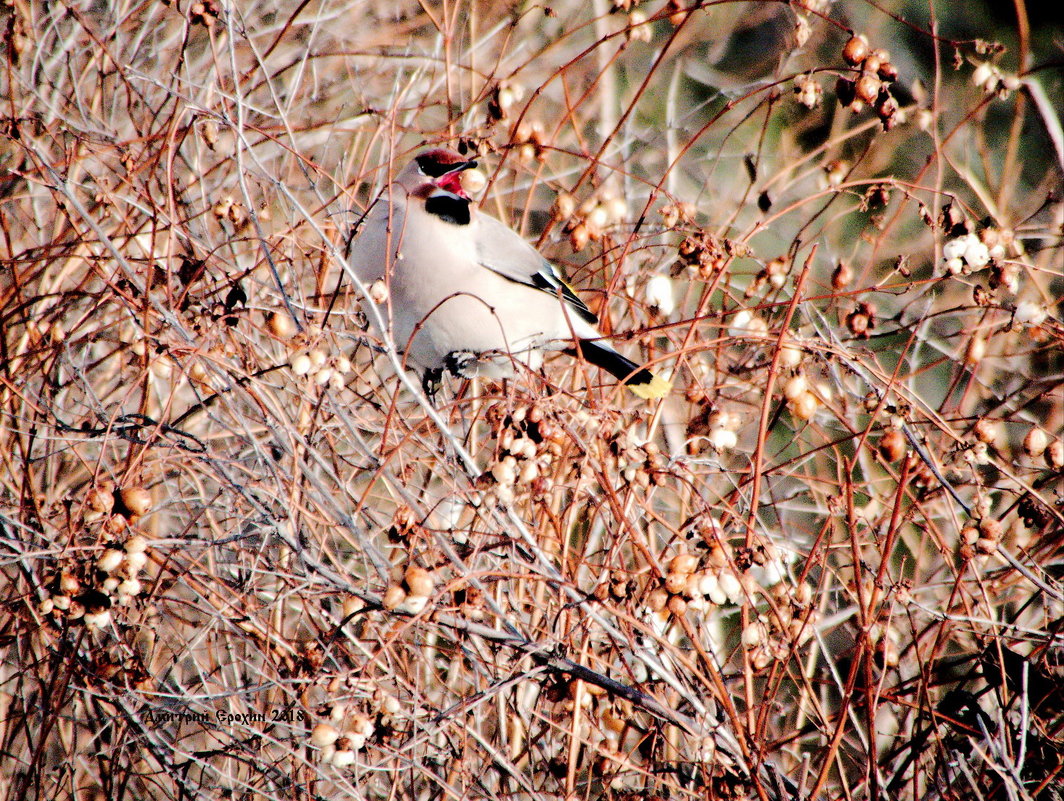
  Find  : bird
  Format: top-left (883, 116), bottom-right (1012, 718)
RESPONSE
top-left (344, 147), bottom-right (670, 400)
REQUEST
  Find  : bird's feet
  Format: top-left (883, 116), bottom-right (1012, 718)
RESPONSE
top-left (421, 353), bottom-right (480, 403)
top-left (444, 350), bottom-right (480, 379)
top-left (421, 368), bottom-right (443, 403)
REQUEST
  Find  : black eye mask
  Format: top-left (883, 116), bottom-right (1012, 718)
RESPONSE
top-left (416, 155), bottom-right (478, 179)
top-left (414, 153), bottom-right (478, 184)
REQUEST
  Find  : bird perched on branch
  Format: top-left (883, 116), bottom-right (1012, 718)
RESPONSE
top-left (344, 147), bottom-right (670, 400)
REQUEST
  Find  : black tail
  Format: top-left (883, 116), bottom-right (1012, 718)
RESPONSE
top-left (572, 339), bottom-right (670, 399)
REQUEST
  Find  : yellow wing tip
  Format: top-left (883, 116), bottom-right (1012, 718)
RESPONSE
top-left (626, 374), bottom-right (672, 400)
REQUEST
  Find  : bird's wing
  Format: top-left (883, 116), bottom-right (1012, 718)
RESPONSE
top-left (343, 196), bottom-right (392, 281)
top-left (473, 213), bottom-right (598, 326)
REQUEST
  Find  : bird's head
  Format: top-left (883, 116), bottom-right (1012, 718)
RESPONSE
top-left (396, 148), bottom-right (479, 200)
top-left (394, 148), bottom-right (480, 225)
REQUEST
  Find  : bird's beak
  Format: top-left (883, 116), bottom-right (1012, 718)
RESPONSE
top-left (441, 160), bottom-right (478, 177)
top-left (432, 160), bottom-right (479, 197)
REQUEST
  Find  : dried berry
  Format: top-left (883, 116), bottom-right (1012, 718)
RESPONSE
top-left (842, 35), bottom-right (869, 66)
top-left (878, 429), bottom-right (906, 462)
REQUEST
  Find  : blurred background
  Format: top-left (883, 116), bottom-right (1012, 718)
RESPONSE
top-left (1, 1), bottom-right (1062, 799)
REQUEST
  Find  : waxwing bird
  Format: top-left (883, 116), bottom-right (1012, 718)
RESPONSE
top-left (344, 148), bottom-right (670, 399)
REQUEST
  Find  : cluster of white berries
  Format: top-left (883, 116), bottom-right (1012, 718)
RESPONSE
top-left (645, 545), bottom-right (749, 622)
top-left (971, 61), bottom-right (1022, 98)
top-left (486, 403), bottom-right (563, 504)
top-left (1024, 425), bottom-right (1063, 470)
top-left (777, 334), bottom-right (822, 421)
top-left (491, 433), bottom-right (540, 488)
top-left (310, 709), bottom-right (376, 768)
top-left (40, 571), bottom-right (102, 626)
top-left (269, 311), bottom-right (354, 391)
top-left (509, 118), bottom-right (548, 164)
top-left (786, 373), bottom-right (829, 423)
top-left (381, 565), bottom-right (436, 615)
top-left (211, 195), bottom-right (250, 231)
top-left (97, 534), bottom-right (150, 607)
top-left (553, 191), bottom-right (629, 251)
top-left (941, 232), bottom-right (993, 275)
top-left (606, 426), bottom-right (665, 490)
top-left (83, 483), bottom-right (152, 531)
top-left (289, 347), bottom-right (351, 390)
top-left (728, 309), bottom-right (769, 340)
top-left (749, 541), bottom-right (792, 588)
top-left (793, 74), bottom-right (823, 109)
top-left (704, 409), bottom-right (741, 452)
top-left (40, 533), bottom-right (151, 629)
top-left (624, 10), bottom-right (652, 43)
top-left (960, 517), bottom-right (1003, 566)
top-left (641, 527), bottom-right (813, 670)
top-left (659, 201), bottom-right (697, 230)
top-left (66, 483), bottom-right (152, 636)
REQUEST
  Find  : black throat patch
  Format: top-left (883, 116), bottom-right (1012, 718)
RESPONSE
top-left (425, 193), bottom-right (471, 226)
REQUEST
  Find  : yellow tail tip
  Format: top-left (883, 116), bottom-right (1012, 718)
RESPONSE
top-left (626, 373), bottom-right (672, 400)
